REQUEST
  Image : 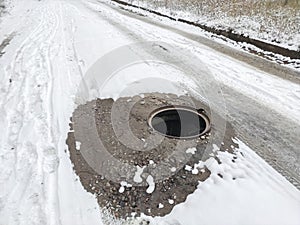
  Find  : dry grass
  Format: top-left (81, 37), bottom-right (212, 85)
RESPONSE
top-left (129, 0), bottom-right (300, 49)
top-left (139, 0), bottom-right (300, 19)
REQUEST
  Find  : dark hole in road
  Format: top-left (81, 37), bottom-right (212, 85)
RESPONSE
top-left (148, 106), bottom-right (210, 139)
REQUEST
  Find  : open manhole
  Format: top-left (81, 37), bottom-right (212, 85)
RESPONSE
top-left (148, 106), bottom-right (210, 139)
top-left (67, 93), bottom-right (238, 219)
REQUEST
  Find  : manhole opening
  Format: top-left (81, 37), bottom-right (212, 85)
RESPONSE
top-left (148, 106), bottom-right (210, 139)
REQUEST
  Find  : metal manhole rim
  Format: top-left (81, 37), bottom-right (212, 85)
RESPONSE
top-left (147, 105), bottom-right (211, 140)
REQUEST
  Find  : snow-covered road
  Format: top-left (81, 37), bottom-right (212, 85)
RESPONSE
top-left (0, 0), bottom-right (300, 224)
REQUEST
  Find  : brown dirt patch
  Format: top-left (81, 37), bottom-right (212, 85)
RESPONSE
top-left (66, 93), bottom-right (237, 219)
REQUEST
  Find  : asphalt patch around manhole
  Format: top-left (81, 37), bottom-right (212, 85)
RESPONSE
top-left (66, 93), bottom-right (237, 219)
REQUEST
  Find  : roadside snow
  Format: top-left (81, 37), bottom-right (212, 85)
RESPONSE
top-left (119, 0), bottom-right (300, 51)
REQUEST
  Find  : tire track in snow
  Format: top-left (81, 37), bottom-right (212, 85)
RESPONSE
top-left (0, 2), bottom-right (63, 225)
top-left (54, 3), bottom-right (103, 224)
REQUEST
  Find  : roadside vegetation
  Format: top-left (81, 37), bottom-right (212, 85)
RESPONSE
top-left (0, 0), bottom-right (5, 16)
top-left (126, 0), bottom-right (300, 50)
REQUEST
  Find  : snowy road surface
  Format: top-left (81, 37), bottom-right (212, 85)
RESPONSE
top-left (0, 0), bottom-right (300, 224)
